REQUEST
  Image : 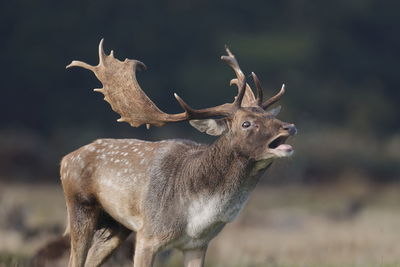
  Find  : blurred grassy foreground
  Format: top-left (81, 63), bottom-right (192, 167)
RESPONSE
top-left (1, 182), bottom-right (400, 267)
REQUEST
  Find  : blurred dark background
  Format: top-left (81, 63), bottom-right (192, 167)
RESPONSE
top-left (1, 0), bottom-right (399, 184)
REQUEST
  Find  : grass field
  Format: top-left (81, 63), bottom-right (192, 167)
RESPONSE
top-left (1, 182), bottom-right (400, 267)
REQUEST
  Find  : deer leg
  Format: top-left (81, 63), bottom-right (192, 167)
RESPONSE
top-left (183, 247), bottom-right (207, 267)
top-left (132, 235), bottom-right (158, 267)
top-left (67, 201), bottom-right (99, 267)
top-left (85, 214), bottom-right (131, 267)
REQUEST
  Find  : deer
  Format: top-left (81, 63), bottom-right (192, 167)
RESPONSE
top-left (61, 39), bottom-right (297, 267)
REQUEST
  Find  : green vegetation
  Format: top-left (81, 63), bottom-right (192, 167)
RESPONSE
top-left (0, 252), bottom-right (29, 267)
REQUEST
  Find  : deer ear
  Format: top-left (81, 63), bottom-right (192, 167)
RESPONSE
top-left (189, 119), bottom-right (228, 136)
top-left (268, 105), bottom-right (281, 117)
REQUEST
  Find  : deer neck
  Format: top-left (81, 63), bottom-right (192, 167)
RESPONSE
top-left (181, 135), bottom-right (270, 195)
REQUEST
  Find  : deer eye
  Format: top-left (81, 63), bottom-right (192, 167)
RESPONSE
top-left (242, 121), bottom-right (251, 128)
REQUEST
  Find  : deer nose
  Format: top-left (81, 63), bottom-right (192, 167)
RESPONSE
top-left (282, 124), bottom-right (297, 135)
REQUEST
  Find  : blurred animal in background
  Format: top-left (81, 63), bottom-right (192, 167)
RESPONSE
top-left (30, 234), bottom-right (135, 267)
top-left (30, 235), bottom-right (71, 267)
top-left (61, 39), bottom-right (296, 267)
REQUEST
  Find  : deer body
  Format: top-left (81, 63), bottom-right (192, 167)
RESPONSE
top-left (62, 135), bottom-right (267, 247)
top-left (63, 40), bottom-right (296, 267)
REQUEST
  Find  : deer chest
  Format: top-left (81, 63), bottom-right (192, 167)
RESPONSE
top-left (185, 191), bottom-right (250, 239)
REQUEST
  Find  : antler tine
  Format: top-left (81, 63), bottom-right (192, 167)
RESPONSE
top-left (251, 72), bottom-right (264, 106)
top-left (174, 93), bottom-right (196, 118)
top-left (262, 84), bottom-right (286, 109)
top-left (221, 46), bottom-right (246, 81)
top-left (66, 60), bottom-right (96, 71)
top-left (233, 77), bottom-right (247, 108)
top-left (98, 38), bottom-right (107, 65)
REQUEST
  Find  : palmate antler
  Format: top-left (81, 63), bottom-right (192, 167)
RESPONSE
top-left (66, 39), bottom-right (284, 128)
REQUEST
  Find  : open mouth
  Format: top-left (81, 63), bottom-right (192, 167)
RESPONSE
top-left (268, 135), bottom-right (288, 149)
top-left (268, 135), bottom-right (293, 155)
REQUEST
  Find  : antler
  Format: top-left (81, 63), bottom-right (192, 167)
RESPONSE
top-left (222, 47), bottom-right (285, 110)
top-left (221, 47), bottom-right (259, 107)
top-left (66, 39), bottom-right (247, 128)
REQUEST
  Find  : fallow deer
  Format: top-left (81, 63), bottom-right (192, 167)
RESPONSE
top-left (62, 39), bottom-right (297, 267)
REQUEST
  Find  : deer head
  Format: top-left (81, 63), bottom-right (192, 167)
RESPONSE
top-left (66, 40), bottom-right (296, 162)
top-left (190, 48), bottom-right (296, 161)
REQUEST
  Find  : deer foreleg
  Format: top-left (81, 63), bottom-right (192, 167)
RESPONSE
top-left (67, 203), bottom-right (99, 267)
top-left (183, 247), bottom-right (207, 267)
top-left (132, 235), bottom-right (158, 267)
